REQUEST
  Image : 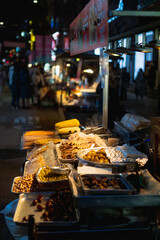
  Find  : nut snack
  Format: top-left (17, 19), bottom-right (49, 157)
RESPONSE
top-left (12, 174), bottom-right (38, 193)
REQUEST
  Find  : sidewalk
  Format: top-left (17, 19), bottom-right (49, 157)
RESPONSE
top-left (122, 91), bottom-right (159, 120)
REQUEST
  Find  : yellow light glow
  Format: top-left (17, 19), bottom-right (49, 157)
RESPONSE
top-left (83, 69), bottom-right (94, 74)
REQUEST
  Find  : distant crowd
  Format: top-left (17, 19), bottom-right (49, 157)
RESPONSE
top-left (0, 58), bottom-right (46, 109)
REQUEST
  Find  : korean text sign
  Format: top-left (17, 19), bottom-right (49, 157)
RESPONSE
top-left (70, 0), bottom-right (108, 56)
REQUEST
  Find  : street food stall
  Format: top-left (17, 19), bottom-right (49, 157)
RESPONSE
top-left (1, 1), bottom-right (160, 239)
top-left (1, 117), bottom-right (160, 240)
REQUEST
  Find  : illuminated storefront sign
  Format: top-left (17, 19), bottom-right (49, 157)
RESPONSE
top-left (70, 0), bottom-right (108, 56)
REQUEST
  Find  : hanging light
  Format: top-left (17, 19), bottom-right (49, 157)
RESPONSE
top-left (128, 43), bottom-right (152, 53)
top-left (114, 47), bottom-right (135, 55)
top-left (145, 40), bottom-right (160, 50)
top-left (105, 49), bottom-right (122, 57)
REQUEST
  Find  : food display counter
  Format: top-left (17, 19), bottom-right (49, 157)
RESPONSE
top-left (1, 118), bottom-right (160, 240)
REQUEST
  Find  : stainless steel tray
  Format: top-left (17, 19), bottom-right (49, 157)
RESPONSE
top-left (77, 147), bottom-right (137, 173)
top-left (68, 170), bottom-right (160, 208)
top-left (78, 174), bottom-right (135, 195)
top-left (13, 193), bottom-right (79, 226)
top-left (56, 143), bottom-right (76, 163)
top-left (11, 175), bottom-right (39, 194)
top-left (11, 176), bottom-right (23, 194)
top-left (36, 166), bottom-right (70, 190)
top-left (114, 121), bottom-right (150, 141)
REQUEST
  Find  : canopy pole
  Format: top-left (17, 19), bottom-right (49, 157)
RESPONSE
top-left (99, 48), bottom-right (109, 128)
top-left (102, 73), bottom-right (109, 127)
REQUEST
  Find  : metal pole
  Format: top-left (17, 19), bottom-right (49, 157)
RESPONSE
top-left (110, 10), bottom-right (160, 17)
top-left (99, 48), bottom-right (109, 128)
top-left (103, 73), bottom-right (109, 127)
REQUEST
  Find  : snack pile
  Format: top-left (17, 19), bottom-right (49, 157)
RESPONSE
top-left (58, 132), bottom-right (107, 160)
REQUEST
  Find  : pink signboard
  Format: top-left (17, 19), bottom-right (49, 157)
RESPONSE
top-left (35, 35), bottom-right (44, 62)
top-left (44, 35), bottom-right (52, 62)
top-left (70, 0), bottom-right (108, 56)
top-left (4, 41), bottom-right (25, 48)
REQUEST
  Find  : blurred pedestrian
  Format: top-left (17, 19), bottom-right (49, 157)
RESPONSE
top-left (11, 62), bottom-right (20, 109)
top-left (32, 67), bottom-right (45, 106)
top-left (108, 63), bottom-right (120, 128)
top-left (0, 65), bottom-right (6, 105)
top-left (8, 63), bottom-right (14, 88)
top-left (120, 68), bottom-right (130, 100)
top-left (135, 68), bottom-right (146, 99)
top-left (19, 62), bottom-right (31, 108)
top-left (147, 63), bottom-right (156, 91)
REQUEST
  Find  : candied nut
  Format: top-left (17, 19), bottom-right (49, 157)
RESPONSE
top-left (37, 204), bottom-right (43, 211)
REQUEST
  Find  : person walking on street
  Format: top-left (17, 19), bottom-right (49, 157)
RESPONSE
top-left (0, 65), bottom-right (6, 105)
top-left (135, 68), bottom-right (146, 99)
top-left (120, 68), bottom-right (130, 100)
top-left (11, 62), bottom-right (20, 109)
top-left (19, 61), bottom-right (31, 108)
top-left (8, 63), bottom-right (14, 88)
top-left (32, 66), bottom-right (45, 106)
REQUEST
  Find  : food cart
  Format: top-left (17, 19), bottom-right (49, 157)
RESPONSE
top-left (0, 117), bottom-right (158, 240)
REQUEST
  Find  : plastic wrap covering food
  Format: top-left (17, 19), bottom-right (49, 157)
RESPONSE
top-left (120, 113), bottom-right (150, 131)
top-left (27, 143), bottom-right (50, 161)
top-left (21, 130), bottom-right (55, 149)
top-left (24, 142), bottom-right (59, 175)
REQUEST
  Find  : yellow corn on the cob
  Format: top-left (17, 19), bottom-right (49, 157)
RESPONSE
top-left (58, 127), bottom-right (80, 134)
top-left (55, 119), bottom-right (80, 129)
top-left (24, 131), bottom-right (55, 136)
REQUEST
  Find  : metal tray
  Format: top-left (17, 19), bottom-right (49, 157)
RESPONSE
top-left (56, 143), bottom-right (76, 163)
top-left (11, 176), bottom-right (23, 194)
top-left (36, 166), bottom-right (70, 190)
top-left (78, 174), bottom-right (135, 195)
top-left (114, 121), bottom-right (150, 141)
top-left (11, 175), bottom-right (39, 194)
top-left (13, 193), bottom-right (80, 226)
top-left (68, 170), bottom-right (160, 208)
top-left (76, 147), bottom-right (137, 173)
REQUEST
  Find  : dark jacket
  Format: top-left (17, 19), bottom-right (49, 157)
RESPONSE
top-left (19, 68), bottom-right (30, 98)
top-left (11, 71), bottom-right (19, 96)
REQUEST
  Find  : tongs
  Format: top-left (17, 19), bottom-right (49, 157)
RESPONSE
top-left (50, 165), bottom-right (70, 175)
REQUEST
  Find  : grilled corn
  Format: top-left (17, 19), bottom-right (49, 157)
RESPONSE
top-left (58, 127), bottom-right (80, 134)
top-left (55, 119), bottom-right (80, 129)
